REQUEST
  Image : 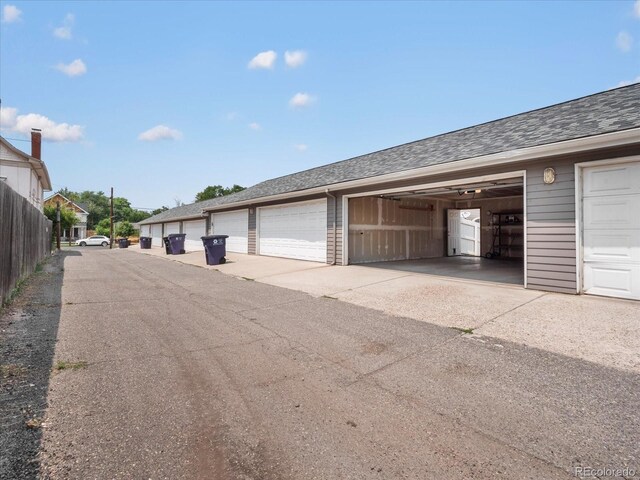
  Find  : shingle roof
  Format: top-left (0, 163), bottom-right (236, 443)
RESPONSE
top-left (140, 84), bottom-right (640, 225)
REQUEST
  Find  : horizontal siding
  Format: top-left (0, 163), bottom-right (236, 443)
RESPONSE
top-left (326, 195), bottom-right (341, 264)
top-left (526, 188), bottom-right (576, 200)
top-left (527, 234), bottom-right (575, 242)
top-left (528, 262), bottom-right (576, 273)
top-left (527, 269), bottom-right (576, 281)
top-left (528, 255), bottom-right (577, 266)
top-left (248, 209), bottom-right (256, 254)
top-left (527, 283), bottom-right (577, 294)
top-left (527, 226), bottom-right (575, 235)
top-left (526, 159), bottom-right (577, 293)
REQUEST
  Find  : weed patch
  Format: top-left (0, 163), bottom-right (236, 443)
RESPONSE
top-left (452, 327), bottom-right (474, 334)
top-left (54, 360), bottom-right (88, 371)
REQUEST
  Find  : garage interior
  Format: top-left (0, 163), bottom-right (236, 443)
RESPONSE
top-left (347, 177), bottom-right (525, 285)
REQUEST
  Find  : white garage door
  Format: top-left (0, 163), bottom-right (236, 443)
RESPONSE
top-left (150, 224), bottom-right (163, 247)
top-left (140, 225), bottom-right (150, 238)
top-left (184, 219), bottom-right (206, 251)
top-left (164, 222), bottom-right (180, 235)
top-left (258, 200), bottom-right (327, 262)
top-left (582, 160), bottom-right (640, 300)
top-left (211, 210), bottom-right (248, 254)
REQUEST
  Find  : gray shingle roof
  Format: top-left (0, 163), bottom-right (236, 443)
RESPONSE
top-left (140, 84), bottom-right (640, 225)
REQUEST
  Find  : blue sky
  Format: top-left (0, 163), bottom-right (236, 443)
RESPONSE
top-left (1, 1), bottom-right (639, 210)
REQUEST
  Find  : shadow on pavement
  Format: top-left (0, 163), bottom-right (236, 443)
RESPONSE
top-left (0, 250), bottom-right (79, 478)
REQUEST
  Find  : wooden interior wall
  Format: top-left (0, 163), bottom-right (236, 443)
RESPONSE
top-left (348, 197), bottom-right (453, 263)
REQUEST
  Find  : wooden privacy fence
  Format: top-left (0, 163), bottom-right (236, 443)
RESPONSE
top-left (0, 181), bottom-right (52, 304)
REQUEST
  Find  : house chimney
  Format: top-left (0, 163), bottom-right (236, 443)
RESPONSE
top-left (31, 129), bottom-right (42, 160)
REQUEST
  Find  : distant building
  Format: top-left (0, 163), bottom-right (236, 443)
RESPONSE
top-left (43, 193), bottom-right (89, 241)
top-left (0, 131), bottom-right (52, 211)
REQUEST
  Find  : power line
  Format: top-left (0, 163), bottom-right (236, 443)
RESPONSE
top-left (2, 136), bottom-right (30, 143)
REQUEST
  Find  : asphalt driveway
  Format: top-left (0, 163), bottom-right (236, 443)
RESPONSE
top-left (2, 248), bottom-right (638, 479)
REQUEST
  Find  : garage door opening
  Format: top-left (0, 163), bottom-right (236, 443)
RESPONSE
top-left (347, 176), bottom-right (524, 285)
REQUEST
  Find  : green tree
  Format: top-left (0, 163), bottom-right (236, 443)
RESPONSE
top-left (44, 204), bottom-right (78, 244)
top-left (113, 197), bottom-right (133, 223)
top-left (73, 190), bottom-right (109, 229)
top-left (151, 206), bottom-right (169, 216)
top-left (129, 209), bottom-right (151, 223)
top-left (95, 218), bottom-right (111, 236)
top-left (194, 184), bottom-right (245, 202)
top-left (115, 221), bottom-right (135, 238)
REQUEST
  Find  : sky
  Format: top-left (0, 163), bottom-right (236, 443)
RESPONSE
top-left (1, 1), bottom-right (639, 211)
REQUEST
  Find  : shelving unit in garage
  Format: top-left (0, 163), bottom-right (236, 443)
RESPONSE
top-left (486, 212), bottom-right (524, 259)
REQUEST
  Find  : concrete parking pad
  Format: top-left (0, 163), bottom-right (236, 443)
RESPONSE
top-left (129, 246), bottom-right (640, 373)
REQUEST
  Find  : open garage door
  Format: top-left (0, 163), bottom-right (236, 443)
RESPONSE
top-left (581, 160), bottom-right (640, 300)
top-left (258, 200), bottom-right (327, 262)
top-left (346, 176), bottom-right (524, 285)
top-left (211, 210), bottom-right (248, 253)
top-left (150, 224), bottom-right (162, 247)
top-left (183, 219), bottom-right (205, 251)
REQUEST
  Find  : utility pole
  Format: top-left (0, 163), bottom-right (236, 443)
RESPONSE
top-left (110, 187), bottom-right (114, 249)
top-left (56, 201), bottom-right (61, 250)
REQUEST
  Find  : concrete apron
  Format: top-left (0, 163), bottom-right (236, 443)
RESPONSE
top-left (128, 246), bottom-right (640, 374)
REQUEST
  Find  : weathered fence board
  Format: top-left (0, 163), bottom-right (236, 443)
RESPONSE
top-left (0, 182), bottom-right (52, 304)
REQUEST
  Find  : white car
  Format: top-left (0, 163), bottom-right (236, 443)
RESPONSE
top-left (76, 235), bottom-right (110, 247)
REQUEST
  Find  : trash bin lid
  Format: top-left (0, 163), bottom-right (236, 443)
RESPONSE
top-left (167, 233), bottom-right (186, 238)
top-left (201, 235), bottom-right (229, 240)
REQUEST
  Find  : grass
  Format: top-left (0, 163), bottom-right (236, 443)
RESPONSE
top-left (1, 256), bottom-right (50, 310)
top-left (54, 360), bottom-right (88, 371)
top-left (452, 327), bottom-right (474, 334)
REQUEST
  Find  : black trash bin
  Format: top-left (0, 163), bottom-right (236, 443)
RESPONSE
top-left (201, 235), bottom-right (228, 265)
top-left (118, 238), bottom-right (130, 249)
top-left (162, 237), bottom-right (171, 254)
top-left (139, 237), bottom-right (152, 249)
top-left (167, 233), bottom-right (186, 255)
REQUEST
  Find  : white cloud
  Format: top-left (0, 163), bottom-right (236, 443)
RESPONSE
top-left (53, 13), bottom-right (75, 39)
top-left (616, 31), bottom-right (633, 52)
top-left (294, 143), bottom-right (308, 152)
top-left (138, 125), bottom-right (183, 142)
top-left (248, 50), bottom-right (277, 69)
top-left (0, 107), bottom-right (18, 128)
top-left (248, 122), bottom-right (261, 131)
top-left (0, 106), bottom-right (84, 142)
top-left (289, 92), bottom-right (315, 108)
top-left (1, 5), bottom-right (21, 23)
top-left (284, 50), bottom-right (307, 68)
top-left (55, 59), bottom-right (87, 77)
top-left (634, 0), bottom-right (640, 18)
top-left (616, 76), bottom-right (640, 87)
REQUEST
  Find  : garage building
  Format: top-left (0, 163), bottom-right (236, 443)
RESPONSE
top-left (138, 85), bottom-right (640, 300)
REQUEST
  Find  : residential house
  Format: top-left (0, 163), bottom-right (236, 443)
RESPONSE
top-left (43, 193), bottom-right (89, 241)
top-left (0, 131), bottom-right (52, 211)
top-left (139, 84), bottom-right (640, 300)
